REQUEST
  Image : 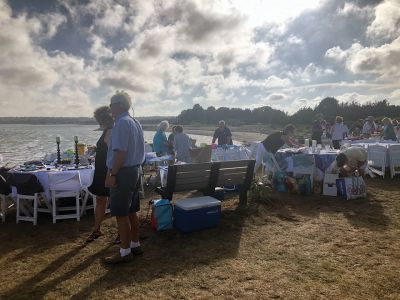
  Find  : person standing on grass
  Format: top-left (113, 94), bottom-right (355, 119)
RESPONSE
top-left (331, 116), bottom-right (349, 149)
top-left (104, 91), bottom-right (145, 264)
top-left (212, 120), bottom-right (232, 145)
top-left (86, 106), bottom-right (114, 243)
top-left (173, 125), bottom-right (192, 163)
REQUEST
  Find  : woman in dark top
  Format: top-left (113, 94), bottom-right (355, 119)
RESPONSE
top-left (262, 124), bottom-right (299, 154)
top-left (86, 106), bottom-right (114, 242)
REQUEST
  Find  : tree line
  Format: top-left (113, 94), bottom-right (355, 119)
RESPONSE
top-left (177, 97), bottom-right (400, 126)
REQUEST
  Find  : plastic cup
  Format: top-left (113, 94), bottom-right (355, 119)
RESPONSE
top-left (304, 139), bottom-right (309, 147)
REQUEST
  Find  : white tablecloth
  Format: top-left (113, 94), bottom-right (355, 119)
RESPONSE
top-left (211, 145), bottom-right (251, 161)
top-left (11, 168), bottom-right (94, 200)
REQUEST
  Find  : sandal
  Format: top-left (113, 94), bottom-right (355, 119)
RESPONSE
top-left (86, 230), bottom-right (101, 243)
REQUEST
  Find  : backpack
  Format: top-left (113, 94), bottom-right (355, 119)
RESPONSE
top-left (151, 199), bottom-right (173, 231)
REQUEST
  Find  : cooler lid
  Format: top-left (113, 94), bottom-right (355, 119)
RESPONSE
top-left (175, 196), bottom-right (221, 210)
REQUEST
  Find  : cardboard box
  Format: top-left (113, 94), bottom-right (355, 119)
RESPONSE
top-left (323, 173), bottom-right (339, 196)
top-left (174, 196), bottom-right (221, 233)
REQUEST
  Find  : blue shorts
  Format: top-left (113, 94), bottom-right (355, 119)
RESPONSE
top-left (110, 166), bottom-right (141, 217)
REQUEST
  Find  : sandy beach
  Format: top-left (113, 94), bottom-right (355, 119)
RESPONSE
top-left (184, 129), bottom-right (265, 144)
top-left (142, 124), bottom-right (267, 144)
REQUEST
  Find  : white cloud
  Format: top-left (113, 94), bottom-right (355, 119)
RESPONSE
top-left (263, 75), bottom-right (292, 88)
top-left (367, 0), bottom-right (400, 41)
top-left (1, 0), bottom-right (400, 117)
top-left (0, 0), bottom-right (99, 116)
top-left (342, 37), bottom-right (400, 78)
top-left (325, 46), bottom-right (347, 62)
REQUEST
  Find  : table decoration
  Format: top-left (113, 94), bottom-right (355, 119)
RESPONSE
top-left (74, 136), bottom-right (79, 168)
top-left (56, 136), bottom-right (61, 166)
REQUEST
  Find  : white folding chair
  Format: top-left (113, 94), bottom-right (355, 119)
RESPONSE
top-left (367, 144), bottom-right (387, 178)
top-left (80, 169), bottom-right (95, 216)
top-left (10, 173), bottom-right (46, 226)
top-left (389, 144), bottom-right (400, 179)
top-left (351, 144), bottom-right (366, 148)
top-left (49, 171), bottom-right (82, 223)
top-left (292, 155), bottom-right (315, 188)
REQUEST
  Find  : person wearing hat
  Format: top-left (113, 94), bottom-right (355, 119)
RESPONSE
top-left (104, 91), bottom-right (145, 264)
top-left (362, 116), bottom-right (376, 138)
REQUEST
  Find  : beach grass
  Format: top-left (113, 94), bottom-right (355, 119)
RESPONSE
top-left (0, 178), bottom-right (399, 299)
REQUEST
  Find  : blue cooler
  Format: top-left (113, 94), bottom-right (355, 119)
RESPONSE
top-left (174, 196), bottom-right (221, 233)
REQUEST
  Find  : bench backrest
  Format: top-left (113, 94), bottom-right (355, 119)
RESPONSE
top-left (166, 162), bottom-right (213, 193)
top-left (214, 160), bottom-right (255, 187)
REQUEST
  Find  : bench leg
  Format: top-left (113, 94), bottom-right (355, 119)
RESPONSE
top-left (239, 190), bottom-right (247, 206)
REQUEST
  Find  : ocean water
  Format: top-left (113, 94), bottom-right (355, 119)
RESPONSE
top-left (0, 124), bottom-right (213, 166)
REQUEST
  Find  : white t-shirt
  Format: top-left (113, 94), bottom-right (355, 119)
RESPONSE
top-left (331, 123), bottom-right (349, 141)
top-left (362, 121), bottom-right (376, 134)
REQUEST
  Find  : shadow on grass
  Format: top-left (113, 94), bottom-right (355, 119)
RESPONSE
top-left (1, 192), bottom-right (248, 299)
top-left (251, 178), bottom-right (391, 231)
top-left (0, 211), bottom-right (95, 259)
top-left (71, 202), bottom-right (247, 298)
top-left (1, 242), bottom-right (112, 299)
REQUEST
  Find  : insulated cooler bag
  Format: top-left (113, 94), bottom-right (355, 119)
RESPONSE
top-left (174, 196), bottom-right (221, 233)
top-left (151, 199), bottom-right (173, 231)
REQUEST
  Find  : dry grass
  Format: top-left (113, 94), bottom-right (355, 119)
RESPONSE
top-left (0, 178), bottom-right (399, 299)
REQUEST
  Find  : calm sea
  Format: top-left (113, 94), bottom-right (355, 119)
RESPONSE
top-left (0, 124), bottom-right (212, 166)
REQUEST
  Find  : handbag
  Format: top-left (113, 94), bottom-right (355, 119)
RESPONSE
top-left (336, 177), bottom-right (367, 200)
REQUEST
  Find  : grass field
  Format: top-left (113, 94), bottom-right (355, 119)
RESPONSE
top-left (0, 177), bottom-right (399, 299)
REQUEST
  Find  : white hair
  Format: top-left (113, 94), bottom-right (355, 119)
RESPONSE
top-left (219, 120), bottom-right (225, 126)
top-left (158, 120), bottom-right (169, 131)
top-left (110, 91), bottom-right (132, 112)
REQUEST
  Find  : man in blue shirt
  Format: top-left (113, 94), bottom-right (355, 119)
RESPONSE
top-left (104, 91), bottom-right (145, 264)
top-left (212, 120), bottom-right (232, 145)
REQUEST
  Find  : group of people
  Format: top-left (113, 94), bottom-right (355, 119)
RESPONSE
top-left (152, 121), bottom-right (193, 163)
top-left (312, 115), bottom-right (400, 148)
top-left (255, 120), bottom-right (369, 179)
top-left (152, 119), bottom-right (233, 163)
top-left (87, 104), bottom-right (398, 263)
top-left (312, 115), bottom-right (350, 149)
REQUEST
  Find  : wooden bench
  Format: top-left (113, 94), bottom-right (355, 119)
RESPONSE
top-left (213, 160), bottom-right (255, 205)
top-left (155, 160), bottom-right (255, 205)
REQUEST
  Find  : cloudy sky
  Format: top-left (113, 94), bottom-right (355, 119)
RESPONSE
top-left (0, 0), bottom-right (399, 117)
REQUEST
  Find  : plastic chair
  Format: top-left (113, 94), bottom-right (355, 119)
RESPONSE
top-left (0, 174), bottom-right (12, 223)
top-left (48, 171), bottom-right (82, 223)
top-left (8, 173), bottom-right (45, 225)
top-left (389, 144), bottom-right (400, 179)
top-left (367, 144), bottom-right (387, 178)
top-left (292, 155), bottom-right (315, 188)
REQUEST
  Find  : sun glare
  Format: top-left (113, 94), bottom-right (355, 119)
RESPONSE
top-left (229, 0), bottom-right (322, 26)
